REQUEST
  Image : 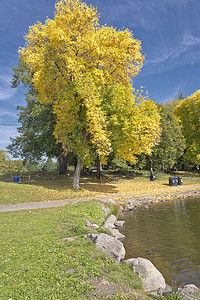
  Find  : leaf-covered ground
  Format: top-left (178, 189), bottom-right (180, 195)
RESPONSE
top-left (1, 171), bottom-right (200, 206)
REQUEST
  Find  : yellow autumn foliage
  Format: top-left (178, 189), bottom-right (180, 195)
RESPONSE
top-left (19, 0), bottom-right (160, 166)
top-left (174, 89), bottom-right (200, 164)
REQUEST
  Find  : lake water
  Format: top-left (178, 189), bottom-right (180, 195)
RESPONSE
top-left (119, 197), bottom-right (200, 288)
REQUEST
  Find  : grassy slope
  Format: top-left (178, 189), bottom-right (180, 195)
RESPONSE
top-left (1, 171), bottom-right (200, 205)
top-left (0, 200), bottom-right (149, 300)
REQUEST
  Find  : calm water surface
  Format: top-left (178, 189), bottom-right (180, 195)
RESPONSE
top-left (119, 197), bottom-right (200, 288)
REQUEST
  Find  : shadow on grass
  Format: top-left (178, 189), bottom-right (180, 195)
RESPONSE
top-left (0, 173), bottom-right (118, 194)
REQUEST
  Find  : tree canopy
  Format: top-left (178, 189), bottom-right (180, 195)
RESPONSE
top-left (149, 104), bottom-right (185, 174)
top-left (174, 89), bottom-right (200, 164)
top-left (19, 0), bottom-right (161, 188)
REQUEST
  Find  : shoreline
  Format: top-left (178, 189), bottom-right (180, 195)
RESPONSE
top-left (1, 185), bottom-right (200, 212)
top-left (115, 187), bottom-right (200, 210)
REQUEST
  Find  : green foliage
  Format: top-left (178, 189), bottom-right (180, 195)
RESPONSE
top-left (7, 92), bottom-right (60, 161)
top-left (8, 59), bottom-right (65, 163)
top-left (149, 104), bottom-right (185, 170)
top-left (0, 150), bottom-right (27, 175)
top-left (165, 292), bottom-right (183, 300)
top-left (24, 160), bottom-right (42, 172)
top-left (165, 93), bottom-right (185, 112)
top-left (174, 90), bottom-right (200, 165)
top-left (41, 158), bottom-right (57, 172)
top-left (111, 158), bottom-right (132, 173)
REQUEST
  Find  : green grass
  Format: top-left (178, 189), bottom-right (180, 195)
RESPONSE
top-left (0, 200), bottom-right (146, 299)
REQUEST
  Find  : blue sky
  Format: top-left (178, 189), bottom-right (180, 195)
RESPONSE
top-left (1, 0), bottom-right (200, 152)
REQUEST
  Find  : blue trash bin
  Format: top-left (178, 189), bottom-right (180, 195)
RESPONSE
top-left (14, 176), bottom-right (19, 183)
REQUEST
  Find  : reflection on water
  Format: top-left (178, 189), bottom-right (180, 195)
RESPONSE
top-left (119, 198), bottom-right (200, 288)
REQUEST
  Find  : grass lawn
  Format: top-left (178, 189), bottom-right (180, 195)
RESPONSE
top-left (0, 200), bottom-right (149, 300)
top-left (1, 171), bottom-right (200, 206)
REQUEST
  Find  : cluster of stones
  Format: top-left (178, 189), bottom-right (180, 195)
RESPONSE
top-left (86, 203), bottom-right (200, 298)
top-left (120, 190), bottom-right (200, 211)
top-left (62, 202), bottom-right (200, 298)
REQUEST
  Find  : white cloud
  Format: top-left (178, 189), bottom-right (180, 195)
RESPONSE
top-left (144, 32), bottom-right (200, 70)
top-left (183, 33), bottom-right (200, 47)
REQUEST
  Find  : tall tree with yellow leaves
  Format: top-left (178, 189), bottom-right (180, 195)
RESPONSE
top-left (19, 0), bottom-right (160, 189)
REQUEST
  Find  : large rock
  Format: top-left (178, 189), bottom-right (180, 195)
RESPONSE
top-left (88, 233), bottom-right (125, 263)
top-left (104, 215), bottom-right (117, 230)
top-left (126, 257), bottom-right (166, 293)
top-left (178, 284), bottom-right (200, 299)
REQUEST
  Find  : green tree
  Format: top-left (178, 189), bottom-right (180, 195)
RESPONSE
top-left (7, 60), bottom-right (68, 175)
top-left (19, 0), bottom-right (161, 188)
top-left (0, 150), bottom-right (9, 174)
top-left (165, 92), bottom-right (185, 112)
top-left (41, 158), bottom-right (57, 172)
top-left (0, 150), bottom-right (27, 175)
top-left (174, 90), bottom-right (200, 165)
top-left (149, 104), bottom-right (185, 175)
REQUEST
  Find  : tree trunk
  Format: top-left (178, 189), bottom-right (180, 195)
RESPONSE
top-left (58, 153), bottom-right (67, 175)
top-left (73, 158), bottom-right (82, 189)
top-left (97, 155), bottom-right (101, 179)
top-left (72, 131), bottom-right (88, 189)
top-left (150, 159), bottom-right (154, 177)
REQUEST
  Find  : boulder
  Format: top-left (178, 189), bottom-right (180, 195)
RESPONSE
top-left (106, 214), bottom-right (117, 224)
top-left (114, 221), bottom-right (125, 227)
top-left (126, 257), bottom-right (166, 293)
top-left (104, 215), bottom-right (117, 229)
top-left (178, 284), bottom-right (200, 300)
top-left (88, 233), bottom-right (125, 263)
top-left (109, 228), bottom-right (125, 239)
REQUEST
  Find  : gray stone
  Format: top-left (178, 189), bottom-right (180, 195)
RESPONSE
top-left (126, 257), bottom-right (166, 293)
top-left (178, 284), bottom-right (200, 299)
top-left (106, 214), bottom-right (117, 223)
top-left (114, 221), bottom-right (125, 227)
top-left (127, 204), bottom-right (136, 210)
top-left (101, 204), bottom-right (111, 219)
top-left (104, 214), bottom-right (117, 229)
top-left (83, 218), bottom-right (99, 228)
top-left (109, 228), bottom-right (125, 239)
top-left (158, 284), bottom-right (172, 296)
top-left (88, 233), bottom-right (125, 263)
